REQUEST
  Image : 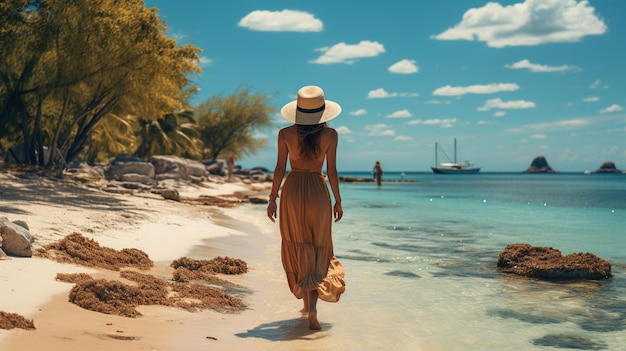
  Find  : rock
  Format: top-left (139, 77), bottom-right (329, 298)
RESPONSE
top-left (150, 155), bottom-right (208, 180)
top-left (11, 220), bottom-right (29, 231)
top-left (204, 160), bottom-right (225, 176)
top-left (104, 161), bottom-right (155, 181)
top-left (161, 189), bottom-right (180, 201)
top-left (120, 173), bottom-right (155, 185)
top-left (533, 333), bottom-right (608, 350)
top-left (0, 247), bottom-right (7, 259)
top-left (249, 196), bottom-right (268, 204)
top-left (524, 155), bottom-right (556, 173)
top-left (0, 220), bottom-right (34, 257)
top-left (594, 161), bottom-right (621, 173)
top-left (497, 243), bottom-right (611, 280)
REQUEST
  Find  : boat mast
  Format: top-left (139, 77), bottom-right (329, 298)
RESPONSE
top-left (435, 142), bottom-right (438, 166)
top-left (454, 138), bottom-right (457, 164)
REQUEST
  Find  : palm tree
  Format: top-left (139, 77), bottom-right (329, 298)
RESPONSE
top-left (133, 108), bottom-right (201, 160)
top-left (81, 113), bottom-right (137, 164)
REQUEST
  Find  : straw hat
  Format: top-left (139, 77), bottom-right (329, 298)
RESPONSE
top-left (280, 85), bottom-right (341, 125)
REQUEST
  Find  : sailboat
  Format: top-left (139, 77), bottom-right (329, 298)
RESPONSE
top-left (431, 138), bottom-right (481, 174)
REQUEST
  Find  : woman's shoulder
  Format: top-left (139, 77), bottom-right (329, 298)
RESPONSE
top-left (321, 125), bottom-right (337, 135)
top-left (279, 125), bottom-right (296, 135)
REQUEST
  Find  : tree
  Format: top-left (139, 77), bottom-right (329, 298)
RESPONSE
top-left (195, 88), bottom-right (276, 160)
top-left (133, 108), bottom-right (202, 160)
top-left (0, 0), bottom-right (201, 170)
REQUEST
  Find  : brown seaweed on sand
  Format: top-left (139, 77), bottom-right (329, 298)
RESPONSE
top-left (65, 270), bottom-right (246, 317)
top-left (38, 232), bottom-right (153, 271)
top-left (41, 233), bottom-right (248, 318)
top-left (170, 256), bottom-right (248, 282)
top-left (0, 311), bottom-right (36, 330)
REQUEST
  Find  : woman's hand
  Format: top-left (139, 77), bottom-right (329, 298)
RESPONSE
top-left (333, 202), bottom-right (343, 222)
top-left (267, 201), bottom-right (277, 222)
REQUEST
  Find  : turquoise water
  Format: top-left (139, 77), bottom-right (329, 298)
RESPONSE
top-left (324, 172), bottom-right (626, 350)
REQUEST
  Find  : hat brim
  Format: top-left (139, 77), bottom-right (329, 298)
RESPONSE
top-left (280, 100), bottom-right (341, 125)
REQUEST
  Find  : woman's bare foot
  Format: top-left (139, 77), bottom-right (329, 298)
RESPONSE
top-left (301, 293), bottom-right (310, 313)
top-left (308, 311), bottom-right (321, 330)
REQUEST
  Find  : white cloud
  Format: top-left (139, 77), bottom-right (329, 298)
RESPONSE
top-left (509, 118), bottom-right (590, 133)
top-left (388, 59), bottom-right (419, 74)
top-left (600, 104), bottom-right (624, 113)
top-left (198, 56), bottom-right (212, 66)
top-left (407, 118), bottom-right (457, 128)
top-left (493, 111), bottom-right (507, 117)
top-left (426, 100), bottom-right (452, 105)
top-left (366, 88), bottom-right (418, 99)
top-left (394, 135), bottom-right (413, 141)
top-left (368, 88), bottom-right (397, 98)
top-left (433, 83), bottom-right (519, 96)
top-left (364, 124), bottom-right (395, 136)
top-left (478, 98), bottom-right (536, 111)
top-left (238, 10), bottom-right (322, 32)
top-left (505, 59), bottom-right (578, 72)
top-left (530, 134), bottom-right (547, 139)
top-left (431, 0), bottom-right (606, 48)
top-left (335, 126), bottom-right (352, 134)
top-left (349, 109), bottom-right (368, 116)
top-left (311, 40), bottom-right (385, 64)
top-left (386, 110), bottom-right (412, 118)
top-left (583, 96), bottom-right (599, 103)
top-left (590, 79), bottom-right (608, 89)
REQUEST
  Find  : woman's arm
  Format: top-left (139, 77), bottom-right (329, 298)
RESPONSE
top-left (267, 129), bottom-right (288, 222)
top-left (325, 129), bottom-right (343, 222)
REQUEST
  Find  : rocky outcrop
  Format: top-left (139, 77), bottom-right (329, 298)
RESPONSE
top-left (497, 243), bottom-right (611, 280)
top-left (524, 155), bottom-right (556, 173)
top-left (151, 155), bottom-right (208, 181)
top-left (594, 161), bottom-right (622, 173)
top-left (0, 217), bottom-right (34, 257)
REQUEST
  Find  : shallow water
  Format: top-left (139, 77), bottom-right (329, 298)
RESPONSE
top-left (248, 172), bottom-right (626, 350)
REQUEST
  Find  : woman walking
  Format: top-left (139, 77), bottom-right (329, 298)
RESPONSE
top-left (267, 85), bottom-right (346, 330)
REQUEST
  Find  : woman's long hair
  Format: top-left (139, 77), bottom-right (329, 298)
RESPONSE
top-left (297, 123), bottom-right (326, 160)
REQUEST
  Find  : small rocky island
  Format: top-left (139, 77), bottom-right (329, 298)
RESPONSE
top-left (594, 161), bottom-right (623, 173)
top-left (524, 155), bottom-right (556, 173)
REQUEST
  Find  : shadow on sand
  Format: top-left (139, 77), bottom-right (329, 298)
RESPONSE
top-left (235, 318), bottom-right (333, 341)
top-left (0, 172), bottom-right (138, 216)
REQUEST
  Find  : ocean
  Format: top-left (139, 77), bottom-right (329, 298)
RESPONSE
top-left (245, 172), bottom-right (626, 350)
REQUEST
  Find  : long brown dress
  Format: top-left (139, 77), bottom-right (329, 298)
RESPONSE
top-left (278, 127), bottom-right (346, 303)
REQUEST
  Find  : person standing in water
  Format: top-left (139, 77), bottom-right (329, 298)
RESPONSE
top-left (372, 160), bottom-right (383, 186)
top-left (266, 85), bottom-right (346, 330)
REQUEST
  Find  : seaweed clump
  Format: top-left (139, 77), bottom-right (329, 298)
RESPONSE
top-left (170, 256), bottom-right (248, 282)
top-left (0, 311), bottom-right (36, 330)
top-left (40, 232), bottom-right (153, 271)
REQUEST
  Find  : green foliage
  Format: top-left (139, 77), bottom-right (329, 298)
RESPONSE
top-left (0, 0), bottom-right (201, 169)
top-left (195, 88), bottom-right (276, 160)
top-left (133, 108), bottom-right (202, 161)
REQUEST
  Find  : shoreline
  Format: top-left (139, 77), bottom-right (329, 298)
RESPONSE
top-left (1, 170), bottom-right (322, 350)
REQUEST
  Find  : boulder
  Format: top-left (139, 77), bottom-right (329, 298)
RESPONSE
top-left (594, 161), bottom-right (621, 173)
top-left (161, 189), bottom-right (180, 201)
top-left (497, 243), bottom-right (611, 280)
top-left (104, 161), bottom-right (155, 181)
top-left (524, 155), bottom-right (556, 173)
top-left (0, 219), bottom-right (34, 257)
top-left (150, 155), bottom-right (208, 180)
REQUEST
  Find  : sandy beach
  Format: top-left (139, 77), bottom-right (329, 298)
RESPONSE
top-left (0, 170), bottom-right (335, 351)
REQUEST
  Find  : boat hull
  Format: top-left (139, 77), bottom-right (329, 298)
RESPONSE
top-left (431, 167), bottom-right (481, 174)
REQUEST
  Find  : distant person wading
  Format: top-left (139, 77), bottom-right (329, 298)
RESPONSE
top-left (373, 161), bottom-right (383, 186)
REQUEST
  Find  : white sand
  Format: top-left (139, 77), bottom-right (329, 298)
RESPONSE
top-left (1, 172), bottom-right (331, 350)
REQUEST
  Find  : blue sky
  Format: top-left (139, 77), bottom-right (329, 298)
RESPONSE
top-left (145, 0), bottom-right (625, 172)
